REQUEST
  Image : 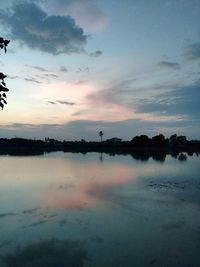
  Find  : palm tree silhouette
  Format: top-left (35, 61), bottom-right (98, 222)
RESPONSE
top-left (99, 131), bottom-right (103, 142)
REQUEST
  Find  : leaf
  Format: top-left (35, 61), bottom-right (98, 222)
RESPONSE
top-left (1, 98), bottom-right (7, 104)
top-left (4, 40), bottom-right (10, 46)
top-left (0, 73), bottom-right (6, 80)
top-left (0, 85), bottom-right (9, 92)
top-left (0, 38), bottom-right (11, 111)
top-left (0, 102), bottom-right (4, 110)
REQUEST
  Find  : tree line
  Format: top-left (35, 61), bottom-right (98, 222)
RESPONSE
top-left (0, 134), bottom-right (199, 156)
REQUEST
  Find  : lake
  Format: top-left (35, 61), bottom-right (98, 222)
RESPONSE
top-left (0, 152), bottom-right (199, 267)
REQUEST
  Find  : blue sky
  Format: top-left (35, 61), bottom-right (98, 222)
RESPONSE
top-left (0, 0), bottom-right (200, 140)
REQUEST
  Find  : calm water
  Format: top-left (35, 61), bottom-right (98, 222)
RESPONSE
top-left (0, 152), bottom-right (199, 267)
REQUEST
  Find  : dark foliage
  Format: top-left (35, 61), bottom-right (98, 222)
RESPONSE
top-left (151, 134), bottom-right (166, 146)
top-left (0, 37), bottom-right (10, 110)
top-left (131, 135), bottom-right (151, 146)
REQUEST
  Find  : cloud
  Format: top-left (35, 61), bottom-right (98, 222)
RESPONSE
top-left (157, 61), bottom-right (181, 70)
top-left (40, 0), bottom-right (107, 33)
top-left (47, 101), bottom-right (56, 105)
top-left (47, 100), bottom-right (75, 106)
top-left (85, 74), bottom-right (200, 124)
top-left (89, 50), bottom-right (103, 57)
top-left (29, 65), bottom-right (49, 72)
top-left (36, 73), bottom-right (59, 82)
top-left (1, 118), bottom-right (199, 140)
top-left (44, 73), bottom-right (59, 78)
top-left (185, 42), bottom-right (200, 60)
top-left (7, 75), bottom-right (20, 79)
top-left (26, 65), bottom-right (59, 80)
top-left (0, 2), bottom-right (88, 55)
top-left (60, 66), bottom-right (68, 72)
top-left (76, 67), bottom-right (90, 73)
top-left (87, 74), bottom-right (191, 113)
top-left (135, 80), bottom-right (200, 119)
top-left (87, 77), bottom-right (144, 107)
top-left (72, 111), bottom-right (83, 116)
top-left (57, 100), bottom-right (75, 106)
top-left (24, 77), bottom-right (42, 84)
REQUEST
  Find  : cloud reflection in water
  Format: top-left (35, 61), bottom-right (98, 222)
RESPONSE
top-left (45, 161), bottom-right (137, 210)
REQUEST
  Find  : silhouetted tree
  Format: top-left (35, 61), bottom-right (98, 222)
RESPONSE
top-left (176, 135), bottom-right (187, 146)
top-left (99, 131), bottom-right (103, 142)
top-left (151, 134), bottom-right (166, 146)
top-left (0, 37), bottom-right (10, 110)
top-left (131, 135), bottom-right (150, 146)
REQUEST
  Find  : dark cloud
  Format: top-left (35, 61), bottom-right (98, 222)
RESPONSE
top-left (135, 80), bottom-right (200, 119)
top-left (57, 100), bottom-right (75, 106)
top-left (0, 2), bottom-right (88, 55)
top-left (47, 101), bottom-right (56, 105)
top-left (185, 43), bottom-right (200, 60)
top-left (157, 61), bottom-right (181, 70)
top-left (29, 65), bottom-right (49, 72)
top-left (87, 77), bottom-right (200, 134)
top-left (36, 73), bottom-right (59, 81)
top-left (44, 73), bottom-right (59, 78)
top-left (87, 75), bottom-right (193, 116)
top-left (24, 77), bottom-right (42, 84)
top-left (47, 100), bottom-right (75, 106)
top-left (89, 50), bottom-right (103, 57)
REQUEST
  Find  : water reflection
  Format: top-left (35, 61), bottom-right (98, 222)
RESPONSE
top-left (129, 151), bottom-right (189, 162)
top-left (99, 152), bottom-right (103, 163)
top-left (45, 161), bottom-right (136, 210)
top-left (178, 152), bottom-right (187, 161)
top-left (0, 153), bottom-right (199, 267)
top-left (3, 239), bottom-right (87, 267)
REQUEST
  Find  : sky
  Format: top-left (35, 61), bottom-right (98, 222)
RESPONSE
top-left (0, 0), bottom-right (200, 141)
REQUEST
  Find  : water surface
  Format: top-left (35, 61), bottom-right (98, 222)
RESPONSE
top-left (0, 152), bottom-right (199, 267)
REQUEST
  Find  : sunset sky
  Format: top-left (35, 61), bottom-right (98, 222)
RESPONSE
top-left (0, 0), bottom-right (200, 140)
